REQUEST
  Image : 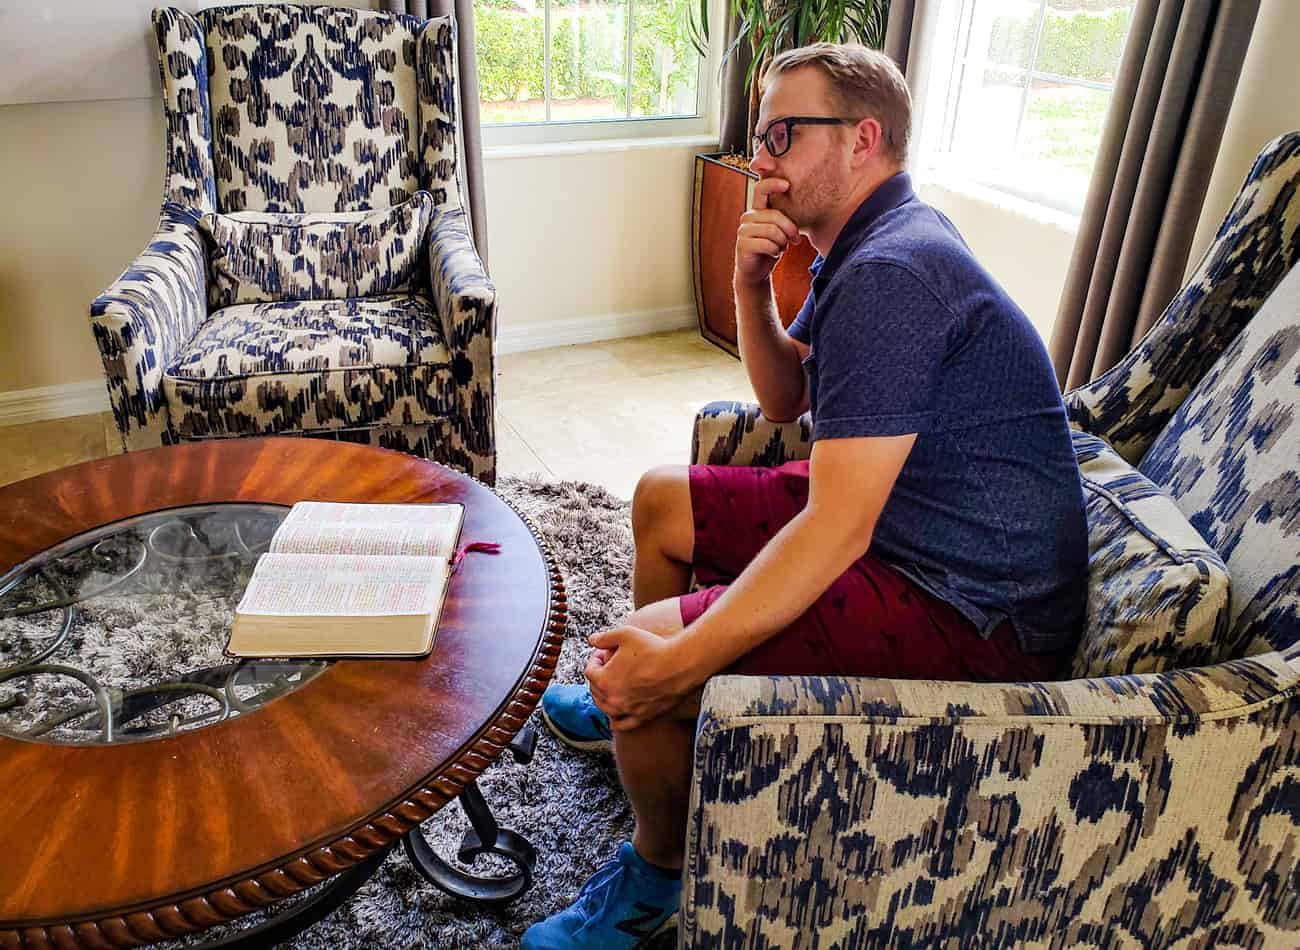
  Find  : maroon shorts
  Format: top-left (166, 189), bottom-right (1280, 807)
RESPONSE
top-left (681, 460), bottom-right (1066, 681)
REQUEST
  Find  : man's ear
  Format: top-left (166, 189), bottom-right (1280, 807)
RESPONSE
top-left (852, 117), bottom-right (884, 165)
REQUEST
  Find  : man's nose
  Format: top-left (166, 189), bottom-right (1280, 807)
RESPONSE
top-left (750, 147), bottom-right (774, 175)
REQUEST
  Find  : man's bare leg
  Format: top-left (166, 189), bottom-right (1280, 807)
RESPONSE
top-left (567, 464), bottom-right (697, 868)
top-left (599, 597), bottom-right (700, 871)
top-left (631, 466), bottom-right (696, 610)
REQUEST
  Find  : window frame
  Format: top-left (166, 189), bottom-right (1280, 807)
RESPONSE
top-left (478, 0), bottom-right (726, 147)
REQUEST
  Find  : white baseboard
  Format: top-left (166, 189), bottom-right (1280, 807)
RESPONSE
top-left (0, 307), bottom-right (702, 426)
top-left (497, 305), bottom-right (697, 354)
top-left (0, 380), bottom-right (110, 428)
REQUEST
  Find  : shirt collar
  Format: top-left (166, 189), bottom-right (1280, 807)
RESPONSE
top-left (808, 170), bottom-right (916, 288)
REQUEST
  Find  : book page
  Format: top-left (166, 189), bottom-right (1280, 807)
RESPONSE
top-left (284, 502), bottom-right (462, 529)
top-left (269, 522), bottom-right (460, 559)
top-left (236, 553), bottom-right (447, 617)
top-left (272, 501), bottom-right (464, 558)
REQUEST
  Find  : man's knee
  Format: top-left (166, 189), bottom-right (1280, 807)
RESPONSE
top-left (624, 598), bottom-right (686, 639)
top-left (631, 464), bottom-right (692, 544)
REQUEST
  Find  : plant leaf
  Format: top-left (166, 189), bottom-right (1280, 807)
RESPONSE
top-left (797, 1), bottom-right (815, 47)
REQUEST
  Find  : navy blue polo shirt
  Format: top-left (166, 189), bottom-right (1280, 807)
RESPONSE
top-left (788, 172), bottom-right (1087, 654)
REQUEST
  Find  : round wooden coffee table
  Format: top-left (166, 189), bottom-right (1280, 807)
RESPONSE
top-left (0, 438), bottom-right (566, 948)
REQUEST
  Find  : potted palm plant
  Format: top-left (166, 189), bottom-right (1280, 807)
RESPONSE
top-left (689, 0), bottom-right (890, 356)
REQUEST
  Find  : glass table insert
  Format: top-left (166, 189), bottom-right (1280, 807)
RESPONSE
top-left (0, 503), bottom-right (327, 745)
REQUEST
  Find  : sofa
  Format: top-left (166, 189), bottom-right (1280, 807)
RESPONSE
top-left (680, 132), bottom-right (1300, 946)
top-left (89, 4), bottom-right (497, 483)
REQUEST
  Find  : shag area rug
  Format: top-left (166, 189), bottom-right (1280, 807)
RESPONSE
top-left (0, 475), bottom-right (641, 949)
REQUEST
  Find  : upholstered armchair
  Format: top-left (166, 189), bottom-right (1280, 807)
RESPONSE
top-left (681, 132), bottom-right (1300, 945)
top-left (90, 4), bottom-right (497, 483)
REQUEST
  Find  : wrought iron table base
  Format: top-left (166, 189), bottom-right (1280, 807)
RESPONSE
top-left (402, 779), bottom-right (538, 905)
top-left (403, 722), bottom-right (540, 904)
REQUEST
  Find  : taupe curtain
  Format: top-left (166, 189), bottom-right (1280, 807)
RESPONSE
top-left (1049, 0), bottom-right (1260, 390)
top-left (884, 0), bottom-right (919, 74)
top-left (382, 0), bottom-right (489, 270)
top-left (717, 9), bottom-right (756, 155)
top-left (883, 0), bottom-right (936, 166)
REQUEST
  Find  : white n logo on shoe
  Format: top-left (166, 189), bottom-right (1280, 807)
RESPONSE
top-left (615, 902), bottom-right (670, 939)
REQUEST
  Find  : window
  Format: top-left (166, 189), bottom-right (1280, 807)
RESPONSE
top-left (474, 0), bottom-right (712, 145)
top-left (917, 0), bottom-right (1135, 215)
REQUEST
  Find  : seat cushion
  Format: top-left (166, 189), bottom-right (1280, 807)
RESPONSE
top-left (163, 294), bottom-right (457, 438)
top-left (1070, 431), bottom-right (1233, 677)
top-left (1139, 262), bottom-right (1300, 657)
top-left (200, 192), bottom-right (434, 307)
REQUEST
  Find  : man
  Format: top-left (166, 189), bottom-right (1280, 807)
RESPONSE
top-left (522, 43), bottom-right (1087, 950)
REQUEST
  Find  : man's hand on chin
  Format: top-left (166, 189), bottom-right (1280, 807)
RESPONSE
top-left (735, 177), bottom-right (802, 287)
top-left (584, 626), bottom-right (698, 732)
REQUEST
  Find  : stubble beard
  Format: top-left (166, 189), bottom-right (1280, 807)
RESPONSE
top-left (775, 151), bottom-right (849, 233)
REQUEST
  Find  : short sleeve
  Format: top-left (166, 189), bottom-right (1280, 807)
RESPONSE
top-left (811, 261), bottom-right (954, 440)
top-left (787, 290), bottom-right (814, 343)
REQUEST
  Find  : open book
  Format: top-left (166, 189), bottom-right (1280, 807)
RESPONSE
top-left (226, 501), bottom-right (465, 658)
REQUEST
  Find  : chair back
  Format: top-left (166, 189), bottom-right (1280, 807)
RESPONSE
top-left (1060, 133), bottom-right (1300, 658)
top-left (155, 4), bottom-right (462, 214)
top-left (1138, 262), bottom-right (1300, 657)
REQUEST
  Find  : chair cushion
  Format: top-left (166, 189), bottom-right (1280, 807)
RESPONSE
top-left (163, 294), bottom-right (457, 438)
top-left (1139, 262), bottom-right (1300, 657)
top-left (199, 192), bottom-right (434, 308)
top-left (1070, 430), bottom-right (1233, 677)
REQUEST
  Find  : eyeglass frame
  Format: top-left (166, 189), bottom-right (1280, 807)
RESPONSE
top-left (751, 116), bottom-right (864, 158)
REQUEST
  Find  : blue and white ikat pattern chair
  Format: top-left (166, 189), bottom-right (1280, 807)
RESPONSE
top-left (682, 133), bottom-right (1300, 946)
top-left (91, 4), bottom-right (497, 482)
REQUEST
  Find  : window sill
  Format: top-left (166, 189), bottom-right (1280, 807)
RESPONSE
top-left (916, 170), bottom-right (1081, 236)
top-left (484, 134), bottom-right (721, 161)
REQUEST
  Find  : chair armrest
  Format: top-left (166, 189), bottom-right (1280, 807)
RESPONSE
top-left (90, 204), bottom-right (207, 451)
top-left (683, 653), bottom-right (1300, 945)
top-left (427, 205), bottom-right (498, 482)
top-left (691, 401), bottom-right (813, 466)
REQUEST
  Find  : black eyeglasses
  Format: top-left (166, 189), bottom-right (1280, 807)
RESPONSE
top-left (752, 116), bottom-right (861, 158)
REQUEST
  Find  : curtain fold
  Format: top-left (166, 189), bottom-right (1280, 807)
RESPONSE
top-left (884, 0), bottom-right (917, 73)
top-left (1048, 0), bottom-right (1260, 390)
top-left (382, 0), bottom-right (489, 269)
top-left (882, 0), bottom-right (935, 163)
top-left (716, 6), bottom-right (755, 155)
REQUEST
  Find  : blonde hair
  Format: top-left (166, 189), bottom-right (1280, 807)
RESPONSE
top-left (763, 43), bottom-right (912, 165)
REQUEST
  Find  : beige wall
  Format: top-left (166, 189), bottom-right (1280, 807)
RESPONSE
top-left (0, 98), bottom-right (164, 393)
top-left (483, 143), bottom-right (700, 330)
top-left (1187, 0), bottom-right (1300, 273)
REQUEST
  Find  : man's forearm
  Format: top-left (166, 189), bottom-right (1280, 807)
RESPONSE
top-left (672, 504), bottom-right (873, 681)
top-left (735, 280), bottom-right (807, 421)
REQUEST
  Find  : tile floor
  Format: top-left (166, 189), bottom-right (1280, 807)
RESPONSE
top-left (0, 330), bottom-right (757, 501)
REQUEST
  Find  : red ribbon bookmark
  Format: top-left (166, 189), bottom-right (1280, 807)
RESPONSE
top-left (451, 541), bottom-right (501, 573)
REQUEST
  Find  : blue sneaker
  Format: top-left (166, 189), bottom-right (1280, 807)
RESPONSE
top-left (540, 683), bottom-right (613, 753)
top-left (521, 842), bottom-right (680, 950)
